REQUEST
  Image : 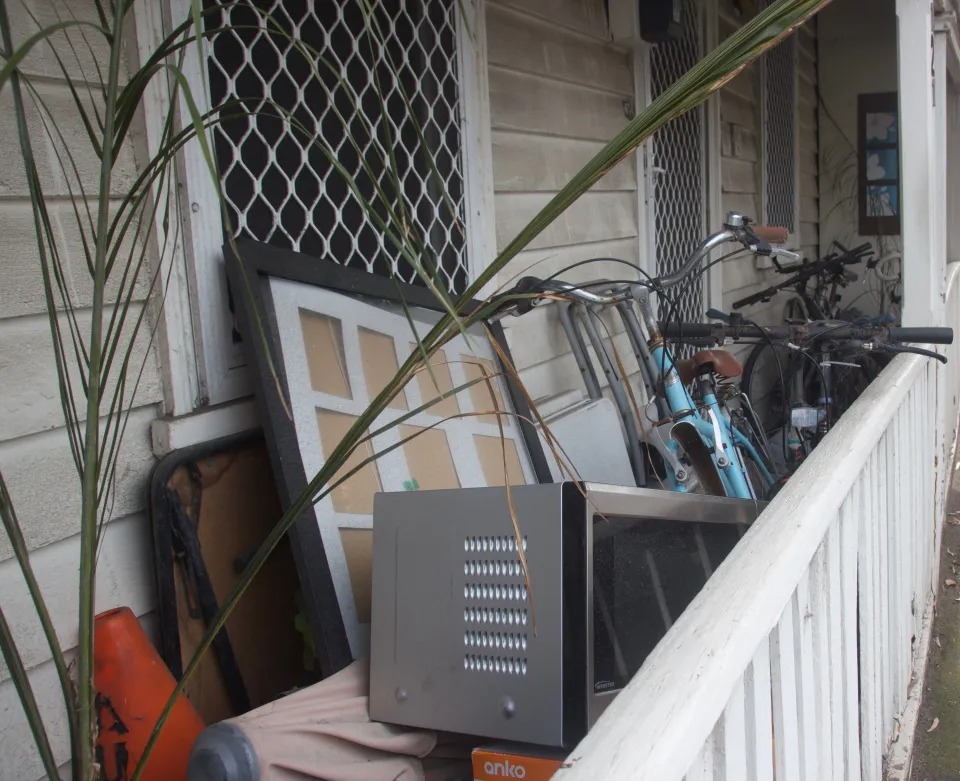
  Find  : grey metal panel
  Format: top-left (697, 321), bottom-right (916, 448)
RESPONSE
top-left (370, 484), bottom-right (569, 745)
top-left (584, 483), bottom-right (767, 527)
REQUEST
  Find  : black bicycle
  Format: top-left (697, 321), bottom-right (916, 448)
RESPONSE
top-left (734, 244), bottom-right (891, 435)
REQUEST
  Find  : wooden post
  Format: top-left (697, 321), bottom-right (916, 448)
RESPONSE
top-left (897, 0), bottom-right (939, 326)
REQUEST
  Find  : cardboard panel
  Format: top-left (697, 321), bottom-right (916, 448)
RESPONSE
top-left (359, 327), bottom-right (407, 410)
top-left (316, 410), bottom-right (382, 514)
top-left (399, 424), bottom-right (460, 490)
top-left (300, 310), bottom-right (351, 398)
top-left (474, 435), bottom-right (526, 486)
top-left (461, 355), bottom-right (506, 425)
top-left (412, 346), bottom-right (460, 419)
top-left (339, 528), bottom-right (373, 623)
top-left (166, 440), bottom-right (303, 724)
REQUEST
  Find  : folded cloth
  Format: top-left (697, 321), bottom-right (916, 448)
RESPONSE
top-left (188, 659), bottom-right (472, 781)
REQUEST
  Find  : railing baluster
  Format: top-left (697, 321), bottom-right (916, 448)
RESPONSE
top-left (745, 640), bottom-right (774, 781)
top-left (826, 522), bottom-right (845, 780)
top-left (685, 730), bottom-right (717, 781)
top-left (840, 498), bottom-right (862, 781)
top-left (810, 541), bottom-right (833, 780)
top-left (794, 572), bottom-right (818, 779)
top-left (883, 430), bottom-right (905, 714)
top-left (874, 448), bottom-right (893, 737)
top-left (719, 677), bottom-right (749, 781)
top-left (859, 462), bottom-right (883, 781)
top-left (772, 599), bottom-right (802, 781)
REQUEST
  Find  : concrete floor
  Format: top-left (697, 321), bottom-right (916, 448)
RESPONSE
top-left (910, 465), bottom-right (960, 781)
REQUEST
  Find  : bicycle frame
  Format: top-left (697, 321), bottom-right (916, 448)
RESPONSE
top-left (644, 318), bottom-right (774, 498)
top-left (560, 291), bottom-right (774, 499)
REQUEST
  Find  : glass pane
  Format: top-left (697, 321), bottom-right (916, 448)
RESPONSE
top-left (316, 410), bottom-right (381, 513)
top-left (300, 310), bottom-right (350, 398)
top-left (461, 355), bottom-right (505, 425)
top-left (865, 185), bottom-right (898, 217)
top-left (399, 424), bottom-right (460, 490)
top-left (865, 148), bottom-right (898, 182)
top-left (473, 435), bottom-right (525, 486)
top-left (592, 516), bottom-right (742, 692)
top-left (359, 328), bottom-right (407, 410)
top-left (413, 346), bottom-right (460, 418)
top-left (865, 111), bottom-right (898, 143)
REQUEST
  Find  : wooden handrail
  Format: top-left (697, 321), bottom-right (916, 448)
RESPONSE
top-left (556, 353), bottom-right (928, 780)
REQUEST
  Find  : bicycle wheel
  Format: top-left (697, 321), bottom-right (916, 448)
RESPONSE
top-left (829, 349), bottom-right (883, 419)
top-left (740, 341), bottom-right (802, 434)
top-left (729, 410), bottom-right (780, 497)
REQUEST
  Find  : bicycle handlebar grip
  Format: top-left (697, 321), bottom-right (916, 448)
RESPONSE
top-left (886, 327), bottom-right (954, 344)
top-left (661, 323), bottom-right (716, 338)
top-left (751, 225), bottom-right (789, 244)
top-left (731, 291), bottom-right (767, 309)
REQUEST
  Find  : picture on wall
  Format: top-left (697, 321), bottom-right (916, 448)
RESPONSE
top-left (858, 92), bottom-right (900, 235)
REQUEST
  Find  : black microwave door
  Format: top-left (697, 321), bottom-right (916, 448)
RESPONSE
top-left (591, 515), bottom-right (744, 693)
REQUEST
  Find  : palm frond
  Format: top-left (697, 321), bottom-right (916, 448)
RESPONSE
top-left (0, 606), bottom-right (61, 781)
top-left (0, 470), bottom-right (77, 766)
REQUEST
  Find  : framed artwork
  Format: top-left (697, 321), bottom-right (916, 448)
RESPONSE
top-left (858, 92), bottom-right (901, 236)
top-left (226, 240), bottom-right (551, 676)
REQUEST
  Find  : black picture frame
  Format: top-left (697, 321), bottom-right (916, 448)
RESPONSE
top-left (225, 239), bottom-right (553, 677)
top-left (858, 92), bottom-right (901, 236)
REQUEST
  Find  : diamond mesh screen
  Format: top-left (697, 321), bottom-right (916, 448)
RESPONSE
top-left (763, 29), bottom-right (796, 231)
top-left (649, 0), bottom-right (705, 328)
top-left (203, 0), bottom-right (469, 294)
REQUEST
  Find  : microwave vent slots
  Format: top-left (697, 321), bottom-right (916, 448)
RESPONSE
top-left (463, 534), bottom-right (531, 675)
top-left (463, 654), bottom-right (528, 675)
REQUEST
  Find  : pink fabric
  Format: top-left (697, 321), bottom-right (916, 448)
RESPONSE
top-left (228, 660), bottom-right (471, 781)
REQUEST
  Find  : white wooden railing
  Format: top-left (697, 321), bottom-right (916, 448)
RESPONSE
top-left (556, 264), bottom-right (960, 781)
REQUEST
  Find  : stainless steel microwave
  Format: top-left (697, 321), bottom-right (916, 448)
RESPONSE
top-left (369, 483), bottom-right (765, 748)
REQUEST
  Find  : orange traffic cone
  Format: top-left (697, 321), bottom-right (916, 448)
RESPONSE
top-left (94, 607), bottom-right (205, 781)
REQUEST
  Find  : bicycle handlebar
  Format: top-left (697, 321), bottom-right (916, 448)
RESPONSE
top-left (732, 251), bottom-right (871, 310)
top-left (491, 211), bottom-right (793, 320)
top-left (887, 327), bottom-right (955, 343)
top-left (660, 320), bottom-right (953, 362)
top-left (752, 225), bottom-right (789, 244)
top-left (662, 321), bottom-right (953, 343)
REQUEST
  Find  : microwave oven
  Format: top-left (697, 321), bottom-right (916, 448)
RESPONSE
top-left (369, 483), bottom-right (765, 748)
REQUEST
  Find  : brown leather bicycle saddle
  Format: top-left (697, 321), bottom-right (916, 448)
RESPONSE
top-left (676, 349), bottom-right (743, 385)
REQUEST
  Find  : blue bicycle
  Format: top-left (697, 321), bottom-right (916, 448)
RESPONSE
top-left (496, 212), bottom-right (796, 499)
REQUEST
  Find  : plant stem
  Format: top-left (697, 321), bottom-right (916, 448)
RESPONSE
top-left (77, 1), bottom-right (126, 777)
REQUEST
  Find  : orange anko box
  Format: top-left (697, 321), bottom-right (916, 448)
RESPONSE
top-left (472, 743), bottom-right (567, 781)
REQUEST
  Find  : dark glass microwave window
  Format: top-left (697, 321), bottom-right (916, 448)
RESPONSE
top-left (592, 515), bottom-right (744, 693)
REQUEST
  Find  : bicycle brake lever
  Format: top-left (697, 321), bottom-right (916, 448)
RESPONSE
top-left (706, 308), bottom-right (730, 321)
top-left (876, 342), bottom-right (948, 364)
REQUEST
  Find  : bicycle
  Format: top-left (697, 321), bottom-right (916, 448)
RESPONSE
top-left (733, 244), bottom-right (894, 435)
top-left (492, 211), bottom-right (799, 499)
top-left (661, 316), bottom-right (953, 468)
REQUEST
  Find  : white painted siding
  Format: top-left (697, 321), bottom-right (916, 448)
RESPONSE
top-left (0, 2), bottom-right (162, 778)
top-left (487, 0), bottom-right (641, 402)
top-left (718, 1), bottom-right (820, 333)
